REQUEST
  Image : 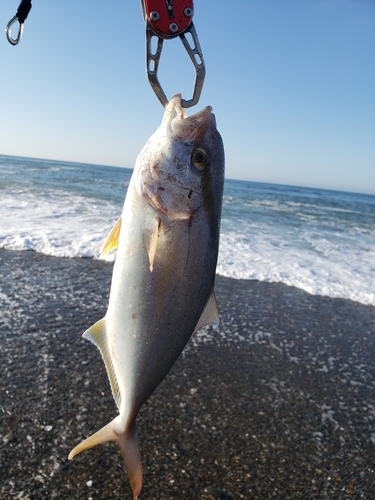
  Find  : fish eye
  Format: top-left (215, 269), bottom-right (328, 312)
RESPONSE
top-left (191, 148), bottom-right (209, 171)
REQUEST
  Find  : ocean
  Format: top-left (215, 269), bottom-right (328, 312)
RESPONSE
top-left (0, 154), bottom-right (374, 306)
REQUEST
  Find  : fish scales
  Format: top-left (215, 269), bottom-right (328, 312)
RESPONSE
top-left (69, 94), bottom-right (225, 499)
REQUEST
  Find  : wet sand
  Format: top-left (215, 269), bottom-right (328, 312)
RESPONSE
top-left (1, 249), bottom-right (375, 499)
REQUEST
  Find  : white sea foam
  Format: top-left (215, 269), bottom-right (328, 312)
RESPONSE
top-left (217, 232), bottom-right (375, 306)
top-left (0, 189), bottom-right (118, 260)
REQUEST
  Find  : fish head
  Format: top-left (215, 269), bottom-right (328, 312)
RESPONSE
top-left (136, 94), bottom-right (224, 221)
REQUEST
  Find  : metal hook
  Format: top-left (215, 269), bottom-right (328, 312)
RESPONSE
top-left (141, 0), bottom-right (205, 108)
top-left (146, 22), bottom-right (205, 109)
top-left (179, 23), bottom-right (206, 109)
top-left (5, 15), bottom-right (24, 46)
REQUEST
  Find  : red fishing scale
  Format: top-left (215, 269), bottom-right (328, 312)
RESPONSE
top-left (143, 0), bottom-right (194, 38)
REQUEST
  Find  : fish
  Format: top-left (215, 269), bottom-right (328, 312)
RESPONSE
top-left (68, 94), bottom-right (225, 499)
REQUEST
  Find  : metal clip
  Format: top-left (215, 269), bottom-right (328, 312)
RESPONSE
top-left (146, 22), bottom-right (205, 108)
top-left (142, 0), bottom-right (206, 108)
top-left (5, 0), bottom-right (32, 46)
top-left (5, 15), bottom-right (23, 46)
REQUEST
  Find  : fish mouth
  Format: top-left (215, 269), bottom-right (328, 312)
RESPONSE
top-left (136, 95), bottom-right (217, 219)
top-left (164, 94), bottom-right (215, 141)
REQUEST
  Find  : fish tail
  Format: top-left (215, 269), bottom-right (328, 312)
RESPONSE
top-left (117, 421), bottom-right (143, 499)
top-left (68, 418), bottom-right (117, 459)
top-left (68, 418), bottom-right (143, 499)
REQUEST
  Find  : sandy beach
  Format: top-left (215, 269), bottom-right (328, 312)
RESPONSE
top-left (1, 249), bottom-right (375, 499)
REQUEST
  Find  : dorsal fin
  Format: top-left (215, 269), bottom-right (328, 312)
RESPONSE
top-left (194, 290), bottom-right (220, 333)
top-left (101, 216), bottom-right (122, 256)
top-left (83, 319), bottom-right (122, 410)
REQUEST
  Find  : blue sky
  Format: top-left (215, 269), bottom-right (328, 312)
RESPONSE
top-left (0, 0), bottom-right (374, 194)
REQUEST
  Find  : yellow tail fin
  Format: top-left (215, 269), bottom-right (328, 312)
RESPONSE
top-left (69, 418), bottom-right (143, 499)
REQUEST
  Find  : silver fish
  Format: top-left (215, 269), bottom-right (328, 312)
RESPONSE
top-left (68, 94), bottom-right (225, 498)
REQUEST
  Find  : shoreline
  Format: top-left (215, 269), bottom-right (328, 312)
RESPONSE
top-left (1, 249), bottom-right (375, 499)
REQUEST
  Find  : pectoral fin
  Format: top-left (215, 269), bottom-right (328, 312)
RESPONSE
top-left (100, 216), bottom-right (122, 256)
top-left (194, 290), bottom-right (220, 333)
top-left (143, 216), bottom-right (161, 272)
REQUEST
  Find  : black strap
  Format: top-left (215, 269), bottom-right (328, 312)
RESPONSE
top-left (16, 0), bottom-right (32, 24)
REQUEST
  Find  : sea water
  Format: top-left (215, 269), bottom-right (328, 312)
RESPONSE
top-left (0, 154), bottom-right (374, 306)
